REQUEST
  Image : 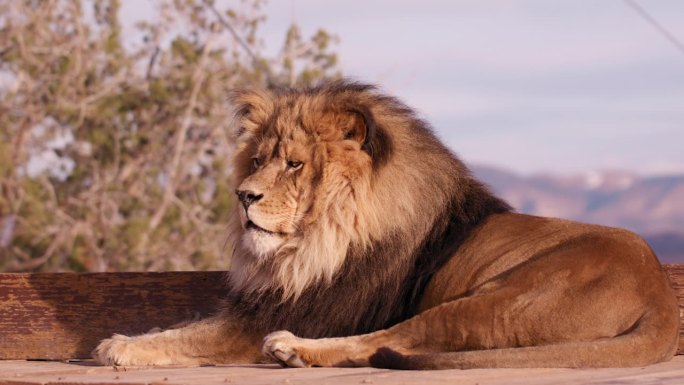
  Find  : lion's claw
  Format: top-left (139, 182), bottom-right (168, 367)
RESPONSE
top-left (263, 330), bottom-right (311, 368)
top-left (273, 349), bottom-right (307, 368)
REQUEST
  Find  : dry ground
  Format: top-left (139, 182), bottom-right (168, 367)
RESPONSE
top-left (2, 356), bottom-right (684, 385)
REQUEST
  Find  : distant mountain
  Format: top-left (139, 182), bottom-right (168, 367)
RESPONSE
top-left (471, 165), bottom-right (684, 264)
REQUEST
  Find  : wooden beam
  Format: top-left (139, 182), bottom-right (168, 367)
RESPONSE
top-left (0, 266), bottom-right (682, 360)
top-left (0, 272), bottom-right (227, 360)
top-left (667, 265), bottom-right (684, 354)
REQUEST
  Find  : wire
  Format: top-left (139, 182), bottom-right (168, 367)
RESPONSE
top-left (624, 0), bottom-right (684, 57)
top-left (202, 0), bottom-right (276, 86)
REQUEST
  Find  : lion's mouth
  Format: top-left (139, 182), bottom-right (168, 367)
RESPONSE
top-left (245, 220), bottom-right (276, 235)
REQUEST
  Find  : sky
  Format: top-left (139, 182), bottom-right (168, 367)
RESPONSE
top-left (124, 1), bottom-right (684, 176)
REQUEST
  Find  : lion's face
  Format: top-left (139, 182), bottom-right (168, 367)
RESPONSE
top-left (235, 128), bottom-right (319, 258)
top-left (233, 88), bottom-right (376, 260)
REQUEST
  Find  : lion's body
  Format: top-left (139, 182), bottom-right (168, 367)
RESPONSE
top-left (407, 213), bottom-right (679, 368)
top-left (94, 81), bottom-right (679, 369)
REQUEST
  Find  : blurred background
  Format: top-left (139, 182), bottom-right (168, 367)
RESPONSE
top-left (1, 0), bottom-right (682, 272)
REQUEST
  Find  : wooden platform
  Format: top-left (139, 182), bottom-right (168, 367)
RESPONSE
top-left (1, 356), bottom-right (684, 385)
top-left (1, 266), bottom-right (683, 384)
top-left (0, 272), bottom-right (228, 360)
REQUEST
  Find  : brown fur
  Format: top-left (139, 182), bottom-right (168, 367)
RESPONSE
top-left (93, 80), bottom-right (679, 369)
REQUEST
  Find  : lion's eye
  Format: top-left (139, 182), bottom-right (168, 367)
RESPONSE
top-left (286, 160), bottom-right (303, 170)
top-left (251, 157), bottom-right (261, 170)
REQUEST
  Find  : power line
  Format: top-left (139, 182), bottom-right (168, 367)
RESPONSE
top-left (202, 0), bottom-right (275, 86)
top-left (624, 0), bottom-right (684, 57)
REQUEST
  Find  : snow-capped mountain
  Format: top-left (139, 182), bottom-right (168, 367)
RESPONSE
top-left (471, 165), bottom-right (684, 263)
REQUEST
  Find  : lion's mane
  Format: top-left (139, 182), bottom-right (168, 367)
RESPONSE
top-left (225, 81), bottom-right (511, 338)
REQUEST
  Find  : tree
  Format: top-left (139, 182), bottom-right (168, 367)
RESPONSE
top-left (0, 0), bottom-right (340, 272)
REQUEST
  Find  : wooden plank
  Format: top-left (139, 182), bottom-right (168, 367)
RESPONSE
top-left (0, 265), bottom-right (682, 361)
top-left (2, 357), bottom-right (684, 385)
top-left (0, 272), bottom-right (227, 360)
top-left (665, 264), bottom-right (684, 354)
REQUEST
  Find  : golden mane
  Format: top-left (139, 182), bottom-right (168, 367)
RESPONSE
top-left (224, 80), bottom-right (510, 336)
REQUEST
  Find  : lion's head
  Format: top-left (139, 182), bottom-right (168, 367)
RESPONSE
top-left (232, 84), bottom-right (385, 255)
top-left (227, 81), bottom-right (509, 306)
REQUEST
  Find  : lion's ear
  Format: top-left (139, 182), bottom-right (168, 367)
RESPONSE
top-left (346, 106), bottom-right (374, 152)
top-left (349, 106), bottom-right (392, 167)
top-left (230, 89), bottom-right (275, 139)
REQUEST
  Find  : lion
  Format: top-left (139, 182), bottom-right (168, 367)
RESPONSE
top-left (93, 80), bottom-right (679, 369)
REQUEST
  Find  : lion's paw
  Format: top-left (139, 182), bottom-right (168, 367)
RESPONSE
top-left (92, 334), bottom-right (137, 366)
top-left (262, 330), bottom-right (311, 368)
top-left (93, 333), bottom-right (173, 366)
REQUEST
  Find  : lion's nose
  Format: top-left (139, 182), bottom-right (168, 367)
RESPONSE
top-left (236, 189), bottom-right (264, 209)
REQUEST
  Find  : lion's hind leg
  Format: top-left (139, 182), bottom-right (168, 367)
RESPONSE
top-left (369, 323), bottom-right (676, 370)
top-left (367, 277), bottom-right (679, 370)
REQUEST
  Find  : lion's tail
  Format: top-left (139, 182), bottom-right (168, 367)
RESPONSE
top-left (369, 311), bottom-right (679, 370)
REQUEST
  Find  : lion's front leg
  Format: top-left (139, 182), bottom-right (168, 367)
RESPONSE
top-left (262, 327), bottom-right (426, 368)
top-left (94, 315), bottom-right (264, 366)
top-left (262, 299), bottom-right (472, 368)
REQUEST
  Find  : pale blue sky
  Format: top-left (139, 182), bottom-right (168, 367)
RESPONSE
top-left (264, 0), bottom-right (684, 173)
top-left (125, 1), bottom-right (684, 176)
